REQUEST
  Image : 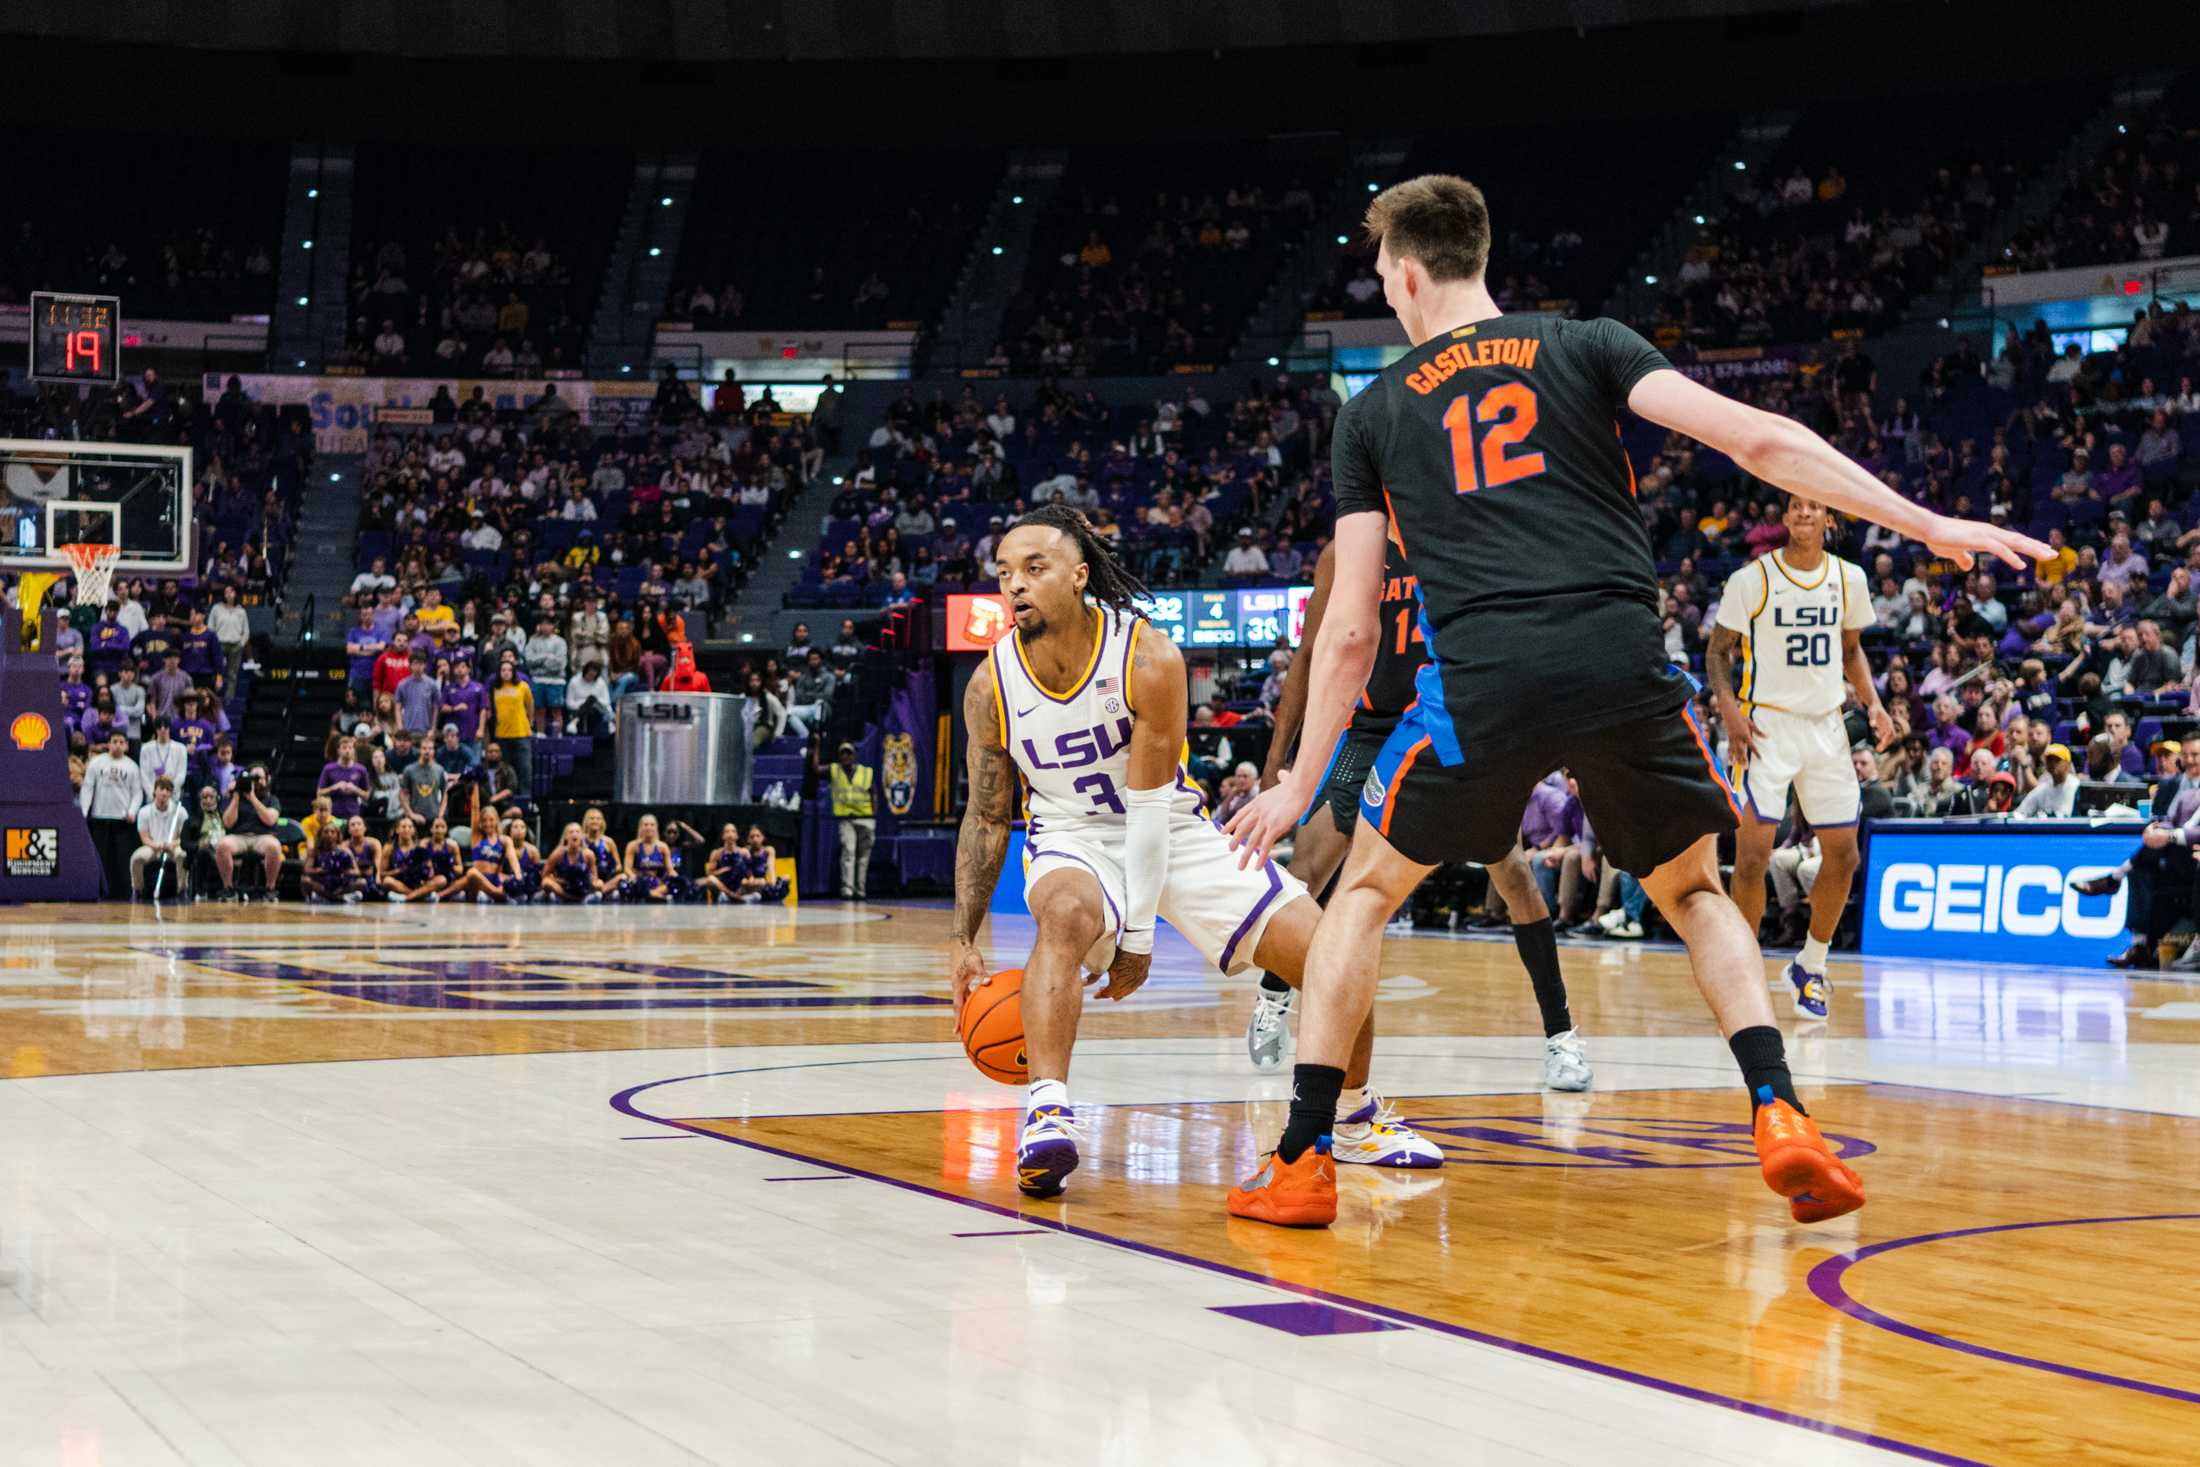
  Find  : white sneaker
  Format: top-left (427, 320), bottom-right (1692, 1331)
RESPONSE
top-left (1595, 908), bottom-right (1627, 934)
top-left (1331, 1092), bottom-right (1445, 1168)
top-left (1246, 986), bottom-right (1293, 1071)
top-left (1607, 918), bottom-right (1643, 939)
top-left (387, 892), bottom-right (406, 903)
top-left (476, 893), bottom-right (492, 906)
top-left (426, 892), bottom-right (440, 904)
top-left (1542, 1028), bottom-right (1593, 1091)
top-left (341, 891), bottom-right (362, 905)
top-left (1384, 915), bottom-right (1415, 936)
top-left (583, 892), bottom-right (603, 905)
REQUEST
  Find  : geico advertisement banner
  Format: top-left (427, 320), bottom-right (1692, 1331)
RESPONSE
top-left (1863, 829), bottom-right (2132, 965)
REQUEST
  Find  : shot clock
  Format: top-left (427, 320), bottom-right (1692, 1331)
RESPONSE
top-left (28, 292), bottom-right (122, 385)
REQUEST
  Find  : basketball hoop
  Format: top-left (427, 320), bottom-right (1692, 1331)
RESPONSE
top-left (58, 543), bottom-right (121, 608)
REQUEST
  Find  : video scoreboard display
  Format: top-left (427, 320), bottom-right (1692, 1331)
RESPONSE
top-left (28, 293), bottom-right (122, 386)
top-left (946, 585), bottom-right (1315, 653)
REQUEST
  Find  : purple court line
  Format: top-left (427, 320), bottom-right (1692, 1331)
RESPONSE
top-left (764, 1174), bottom-right (853, 1182)
top-left (952, 1229), bottom-right (1052, 1238)
top-left (1808, 1213), bottom-right (2200, 1406)
top-left (609, 1070), bottom-right (1986, 1467)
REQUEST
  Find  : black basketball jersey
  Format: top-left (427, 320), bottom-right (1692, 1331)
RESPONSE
top-left (1332, 313), bottom-right (1688, 761)
top-left (1350, 536), bottom-right (1424, 741)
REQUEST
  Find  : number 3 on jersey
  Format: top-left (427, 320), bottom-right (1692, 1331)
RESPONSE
top-left (1443, 383), bottom-right (1545, 494)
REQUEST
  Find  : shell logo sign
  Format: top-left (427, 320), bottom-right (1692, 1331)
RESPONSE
top-left (9, 712), bottom-right (52, 751)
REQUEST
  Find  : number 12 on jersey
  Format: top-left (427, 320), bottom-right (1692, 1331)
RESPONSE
top-left (1442, 384), bottom-right (1545, 494)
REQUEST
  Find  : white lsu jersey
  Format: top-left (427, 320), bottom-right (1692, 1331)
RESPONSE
top-left (1714, 551), bottom-right (1873, 718)
top-left (989, 605), bottom-right (1204, 831)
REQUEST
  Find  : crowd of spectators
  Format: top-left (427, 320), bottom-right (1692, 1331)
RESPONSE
top-left (668, 149), bottom-right (999, 333)
top-left (795, 372), bottom-right (1338, 605)
top-left (1999, 80), bottom-right (2200, 273)
top-left (997, 155), bottom-right (1325, 373)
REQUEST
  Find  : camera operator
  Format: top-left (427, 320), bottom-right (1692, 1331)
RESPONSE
top-left (217, 764), bottom-right (285, 899)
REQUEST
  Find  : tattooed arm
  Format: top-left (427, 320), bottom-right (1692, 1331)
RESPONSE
top-left (1704, 623), bottom-right (1762, 762)
top-left (950, 666), bottom-right (1017, 1007)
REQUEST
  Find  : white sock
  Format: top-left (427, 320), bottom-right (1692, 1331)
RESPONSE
top-left (1339, 1084), bottom-right (1372, 1122)
top-left (1799, 935), bottom-right (1830, 974)
top-left (1026, 1078), bottom-right (1069, 1115)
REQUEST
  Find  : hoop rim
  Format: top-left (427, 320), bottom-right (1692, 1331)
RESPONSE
top-left (56, 542), bottom-right (123, 568)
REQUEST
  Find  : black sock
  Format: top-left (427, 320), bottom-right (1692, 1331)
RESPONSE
top-left (1729, 1025), bottom-right (1803, 1114)
top-left (1511, 918), bottom-right (1573, 1037)
top-left (1277, 1063), bottom-right (1344, 1163)
top-left (1257, 970), bottom-right (1291, 995)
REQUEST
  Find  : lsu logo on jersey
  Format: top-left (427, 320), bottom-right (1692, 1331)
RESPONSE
top-left (1019, 717), bottom-right (1132, 771)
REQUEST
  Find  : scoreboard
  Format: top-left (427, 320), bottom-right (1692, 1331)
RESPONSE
top-left (946, 585), bottom-right (1315, 653)
top-left (28, 292), bottom-right (122, 385)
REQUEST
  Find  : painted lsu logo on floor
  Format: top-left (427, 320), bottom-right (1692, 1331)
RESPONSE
top-left (160, 946), bottom-right (953, 1013)
top-left (1409, 1114), bottom-right (1875, 1169)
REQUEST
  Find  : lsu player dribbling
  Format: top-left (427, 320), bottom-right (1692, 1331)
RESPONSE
top-left (1705, 495), bottom-right (1891, 1021)
top-left (947, 504), bottom-right (1443, 1198)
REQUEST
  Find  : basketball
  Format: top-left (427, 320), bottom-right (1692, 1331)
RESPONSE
top-left (960, 968), bottom-right (1028, 1084)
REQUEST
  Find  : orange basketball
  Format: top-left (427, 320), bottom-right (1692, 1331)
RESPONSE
top-left (960, 968), bottom-right (1028, 1084)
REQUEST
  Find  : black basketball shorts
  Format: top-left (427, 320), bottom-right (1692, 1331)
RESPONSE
top-left (1358, 697), bottom-right (1742, 876)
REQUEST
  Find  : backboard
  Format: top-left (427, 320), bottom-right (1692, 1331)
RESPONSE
top-left (0, 437), bottom-right (191, 574)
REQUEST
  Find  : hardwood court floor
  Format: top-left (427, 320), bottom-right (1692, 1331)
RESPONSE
top-left (0, 899), bottom-right (2194, 1465)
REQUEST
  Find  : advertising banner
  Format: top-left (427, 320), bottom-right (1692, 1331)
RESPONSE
top-left (205, 373), bottom-right (633, 454)
top-left (1861, 825), bottom-right (2137, 966)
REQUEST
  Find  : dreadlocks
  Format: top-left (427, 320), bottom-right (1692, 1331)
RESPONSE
top-left (1013, 503), bottom-right (1151, 613)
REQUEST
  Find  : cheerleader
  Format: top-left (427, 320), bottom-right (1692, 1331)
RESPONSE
top-left (343, 816), bottom-right (383, 901)
top-left (579, 806), bottom-right (624, 901)
top-left (426, 816), bottom-right (467, 896)
top-left (379, 817), bottom-right (443, 903)
top-left (697, 822), bottom-right (747, 904)
top-left (620, 814), bottom-right (689, 903)
top-left (542, 823), bottom-right (602, 904)
top-left (301, 824), bottom-right (364, 904)
top-left (445, 821), bottom-right (514, 904)
top-left (739, 824), bottom-right (789, 904)
top-left (504, 816), bottom-right (545, 902)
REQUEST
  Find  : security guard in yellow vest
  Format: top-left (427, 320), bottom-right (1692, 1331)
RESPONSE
top-left (826, 740), bottom-right (876, 899)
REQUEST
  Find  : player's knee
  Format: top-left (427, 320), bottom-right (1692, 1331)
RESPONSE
top-left (1030, 881), bottom-right (1104, 949)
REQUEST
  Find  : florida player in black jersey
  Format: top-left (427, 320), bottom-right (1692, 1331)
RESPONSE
top-left (1248, 537), bottom-right (1592, 1092)
top-left (1223, 175), bottom-right (2047, 1228)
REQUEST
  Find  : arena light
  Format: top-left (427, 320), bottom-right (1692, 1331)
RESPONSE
top-left (1335, 234), bottom-right (1348, 245)
top-left (1366, 182), bottom-right (1379, 193)
top-left (307, 187), bottom-right (318, 198)
top-left (296, 359), bottom-right (306, 368)
top-left (1643, 274), bottom-right (1658, 285)
top-left (832, 475), bottom-right (844, 485)
top-left (328, 472), bottom-right (340, 482)
top-left (302, 240), bottom-right (313, 250)
top-left (991, 246), bottom-right (1004, 256)
top-left (660, 195), bottom-right (673, 206)
top-left (1692, 214), bottom-right (1705, 225)
top-left (1733, 160), bottom-right (1746, 171)
top-left (787, 549), bottom-right (802, 560)
top-left (1012, 194), bottom-right (1024, 205)
top-left (648, 247), bottom-right (661, 257)
top-left (741, 633), bottom-right (754, 643)
top-left (620, 365), bottom-right (632, 373)
top-left (2118, 124), bottom-right (2128, 134)
top-left (1266, 356), bottom-right (1280, 367)
top-left (296, 296), bottom-right (308, 306)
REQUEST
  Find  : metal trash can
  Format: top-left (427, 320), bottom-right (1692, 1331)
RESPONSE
top-left (615, 692), bottom-right (752, 804)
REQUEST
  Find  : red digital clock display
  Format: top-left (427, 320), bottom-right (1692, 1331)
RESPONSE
top-left (28, 292), bottom-right (122, 385)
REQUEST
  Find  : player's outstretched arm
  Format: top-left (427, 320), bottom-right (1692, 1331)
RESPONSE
top-left (950, 668), bottom-right (1016, 1006)
top-left (1226, 510), bottom-right (1384, 868)
top-left (1626, 370), bottom-right (2051, 571)
top-left (1259, 541), bottom-right (1334, 791)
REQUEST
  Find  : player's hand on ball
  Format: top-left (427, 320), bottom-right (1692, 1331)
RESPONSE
top-left (1093, 946), bottom-right (1151, 1002)
top-left (1224, 782), bottom-right (1301, 869)
top-left (949, 940), bottom-right (991, 1009)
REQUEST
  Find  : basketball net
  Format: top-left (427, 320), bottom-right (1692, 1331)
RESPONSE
top-left (58, 543), bottom-right (121, 608)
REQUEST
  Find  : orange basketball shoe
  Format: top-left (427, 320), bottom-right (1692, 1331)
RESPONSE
top-left (1752, 1088), bottom-right (1865, 1224)
top-left (1226, 1137), bottom-right (1338, 1227)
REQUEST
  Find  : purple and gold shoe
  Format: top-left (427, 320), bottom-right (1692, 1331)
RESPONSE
top-left (1016, 1104), bottom-right (1085, 1198)
top-left (1331, 1092), bottom-right (1445, 1169)
top-left (1786, 962), bottom-right (1829, 1021)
